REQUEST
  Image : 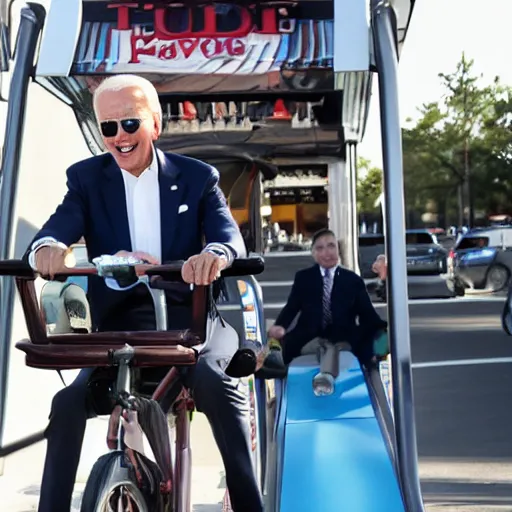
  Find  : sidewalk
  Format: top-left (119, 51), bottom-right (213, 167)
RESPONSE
top-left (0, 413), bottom-right (224, 511)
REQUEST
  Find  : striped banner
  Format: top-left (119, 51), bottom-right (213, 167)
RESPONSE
top-left (71, 2), bottom-right (334, 92)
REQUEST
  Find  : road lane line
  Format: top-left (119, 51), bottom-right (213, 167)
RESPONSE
top-left (262, 296), bottom-right (505, 310)
top-left (413, 357), bottom-right (512, 369)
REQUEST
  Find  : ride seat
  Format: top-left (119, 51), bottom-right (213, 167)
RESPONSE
top-left (14, 276), bottom-right (205, 370)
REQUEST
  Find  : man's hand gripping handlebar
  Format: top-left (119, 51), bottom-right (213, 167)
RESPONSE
top-left (0, 254), bottom-right (268, 377)
top-left (91, 255), bottom-right (284, 379)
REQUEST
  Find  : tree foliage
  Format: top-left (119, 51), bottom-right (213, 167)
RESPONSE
top-left (357, 157), bottom-right (383, 213)
top-left (402, 54), bottom-right (512, 227)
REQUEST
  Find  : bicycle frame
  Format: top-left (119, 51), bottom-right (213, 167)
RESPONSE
top-left (84, 265), bottom-right (201, 511)
top-left (106, 359), bottom-right (194, 512)
top-left (0, 257), bottom-right (265, 511)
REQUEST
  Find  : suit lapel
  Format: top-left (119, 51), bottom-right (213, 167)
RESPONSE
top-left (331, 266), bottom-right (343, 307)
top-left (331, 266), bottom-right (340, 295)
top-left (312, 265), bottom-right (324, 322)
top-left (101, 156), bottom-right (132, 251)
top-left (157, 149), bottom-right (186, 260)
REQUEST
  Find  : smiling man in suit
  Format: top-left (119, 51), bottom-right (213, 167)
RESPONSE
top-left (268, 229), bottom-right (387, 369)
top-left (29, 75), bottom-right (262, 512)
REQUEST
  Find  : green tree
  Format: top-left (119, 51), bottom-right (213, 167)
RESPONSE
top-left (402, 53), bottom-right (512, 227)
top-left (357, 157), bottom-right (383, 213)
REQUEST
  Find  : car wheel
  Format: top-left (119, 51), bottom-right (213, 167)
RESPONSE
top-left (486, 264), bottom-right (510, 292)
top-left (454, 280), bottom-right (466, 297)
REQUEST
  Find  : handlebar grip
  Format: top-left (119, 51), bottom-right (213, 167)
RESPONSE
top-left (0, 259), bottom-right (34, 277)
top-left (224, 257), bottom-right (265, 277)
top-left (224, 338), bottom-right (265, 378)
top-left (224, 336), bottom-right (285, 379)
top-left (224, 347), bottom-right (258, 378)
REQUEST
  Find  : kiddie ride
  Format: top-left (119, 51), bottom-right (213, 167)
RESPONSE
top-left (0, 0), bottom-right (425, 510)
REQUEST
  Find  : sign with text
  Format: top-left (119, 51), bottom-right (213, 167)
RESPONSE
top-left (269, 186), bottom-right (328, 205)
top-left (72, 1), bottom-right (335, 93)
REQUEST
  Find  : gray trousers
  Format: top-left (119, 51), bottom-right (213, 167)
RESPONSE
top-left (300, 337), bottom-right (352, 378)
top-left (37, 315), bottom-right (262, 512)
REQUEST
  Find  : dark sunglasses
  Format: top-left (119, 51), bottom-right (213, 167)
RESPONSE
top-left (100, 118), bottom-right (141, 138)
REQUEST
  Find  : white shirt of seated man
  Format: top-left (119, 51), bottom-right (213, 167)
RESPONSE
top-left (29, 76), bottom-right (232, 285)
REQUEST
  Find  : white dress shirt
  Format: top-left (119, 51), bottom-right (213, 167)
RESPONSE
top-left (120, 150), bottom-right (161, 262)
top-left (29, 149), bottom-right (233, 268)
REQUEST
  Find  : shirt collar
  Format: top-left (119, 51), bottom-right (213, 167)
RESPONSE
top-left (319, 265), bottom-right (338, 277)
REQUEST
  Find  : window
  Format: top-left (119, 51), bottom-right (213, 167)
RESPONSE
top-left (456, 237), bottom-right (489, 250)
top-left (228, 170), bottom-right (252, 209)
top-left (405, 233), bottom-right (434, 245)
top-left (359, 235), bottom-right (385, 246)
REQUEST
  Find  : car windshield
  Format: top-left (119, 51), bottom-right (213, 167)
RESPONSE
top-left (360, 233), bottom-right (436, 246)
top-left (405, 233), bottom-right (433, 245)
top-left (359, 235), bottom-right (385, 246)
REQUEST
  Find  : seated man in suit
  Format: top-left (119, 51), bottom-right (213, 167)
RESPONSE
top-left (268, 229), bottom-right (388, 387)
top-left (29, 75), bottom-right (262, 512)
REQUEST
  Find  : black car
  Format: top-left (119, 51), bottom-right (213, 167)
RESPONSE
top-left (450, 226), bottom-right (512, 292)
top-left (405, 229), bottom-right (448, 275)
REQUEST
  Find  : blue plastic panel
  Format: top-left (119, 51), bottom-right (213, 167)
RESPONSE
top-left (285, 355), bottom-right (374, 422)
top-left (280, 419), bottom-right (405, 512)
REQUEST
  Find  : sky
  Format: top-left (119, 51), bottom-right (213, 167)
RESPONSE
top-left (359, 0), bottom-right (512, 169)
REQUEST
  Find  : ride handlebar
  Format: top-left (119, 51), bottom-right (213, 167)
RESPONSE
top-left (0, 256), bottom-right (268, 378)
top-left (0, 256), bottom-right (265, 281)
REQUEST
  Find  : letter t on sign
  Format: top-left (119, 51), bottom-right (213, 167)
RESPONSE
top-left (108, 3), bottom-right (138, 31)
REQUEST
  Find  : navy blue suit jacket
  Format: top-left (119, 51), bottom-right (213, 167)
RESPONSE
top-left (30, 148), bottom-right (246, 328)
top-left (275, 264), bottom-right (387, 364)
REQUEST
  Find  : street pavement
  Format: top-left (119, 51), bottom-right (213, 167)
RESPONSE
top-left (1, 295), bottom-right (512, 511)
top-left (407, 299), bottom-right (512, 511)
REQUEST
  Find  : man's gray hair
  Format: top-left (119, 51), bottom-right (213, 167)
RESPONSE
top-left (93, 74), bottom-right (163, 122)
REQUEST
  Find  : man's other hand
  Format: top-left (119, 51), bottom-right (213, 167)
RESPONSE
top-left (114, 250), bottom-right (159, 264)
top-left (268, 325), bottom-right (285, 340)
top-left (35, 246), bottom-right (72, 279)
top-left (182, 252), bottom-right (227, 285)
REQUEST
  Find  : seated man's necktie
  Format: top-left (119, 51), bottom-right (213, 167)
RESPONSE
top-left (322, 271), bottom-right (333, 327)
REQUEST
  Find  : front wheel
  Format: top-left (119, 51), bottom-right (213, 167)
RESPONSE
top-left (80, 452), bottom-right (147, 512)
top-left (454, 279), bottom-right (466, 297)
top-left (486, 264), bottom-right (510, 292)
top-left (80, 450), bottom-right (168, 512)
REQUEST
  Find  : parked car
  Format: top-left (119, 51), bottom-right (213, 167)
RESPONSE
top-left (358, 230), bottom-right (448, 278)
top-left (450, 226), bottom-right (512, 292)
top-left (405, 229), bottom-right (448, 275)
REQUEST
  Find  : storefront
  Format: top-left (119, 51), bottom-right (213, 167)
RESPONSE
top-left (262, 165), bottom-right (329, 250)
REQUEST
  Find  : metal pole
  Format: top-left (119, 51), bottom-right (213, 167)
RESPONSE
top-left (348, 143), bottom-right (361, 274)
top-left (0, 4), bottom-right (45, 449)
top-left (371, 2), bottom-right (425, 511)
top-left (458, 182), bottom-right (464, 228)
top-left (464, 137), bottom-right (472, 227)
